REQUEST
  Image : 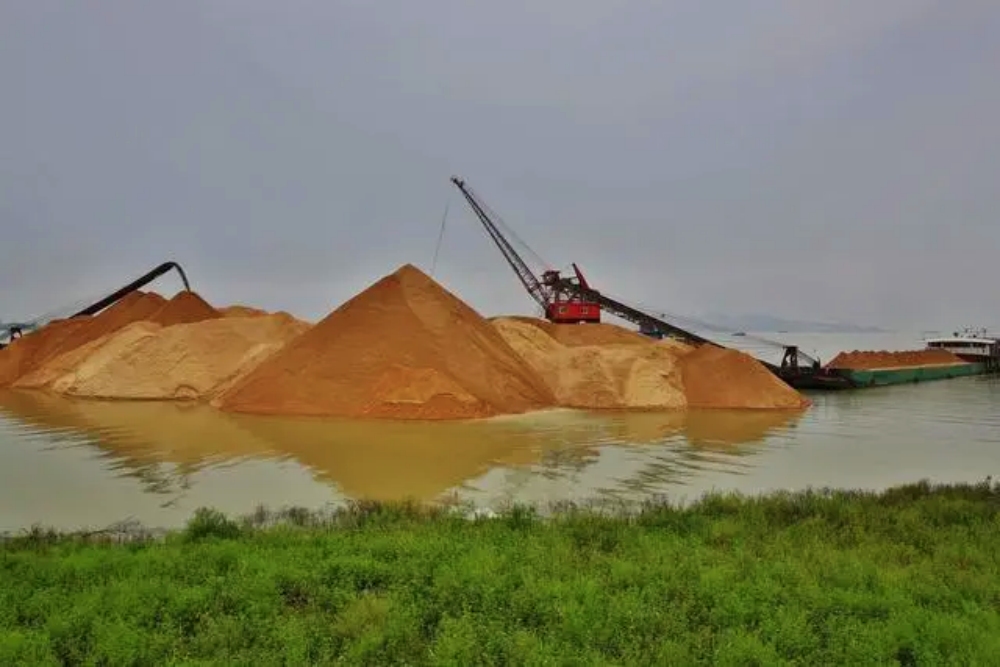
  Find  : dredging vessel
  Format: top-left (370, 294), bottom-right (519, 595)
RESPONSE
top-left (820, 329), bottom-right (1000, 389)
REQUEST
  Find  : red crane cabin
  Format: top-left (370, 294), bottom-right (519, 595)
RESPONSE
top-left (540, 267), bottom-right (601, 324)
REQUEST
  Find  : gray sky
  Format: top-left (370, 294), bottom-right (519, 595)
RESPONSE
top-left (2, 1), bottom-right (997, 331)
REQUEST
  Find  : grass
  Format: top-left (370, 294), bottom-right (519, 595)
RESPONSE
top-left (2, 480), bottom-right (1000, 665)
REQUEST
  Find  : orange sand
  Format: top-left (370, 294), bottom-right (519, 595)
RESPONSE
top-left (679, 345), bottom-right (812, 409)
top-left (215, 264), bottom-right (556, 419)
top-left (220, 305), bottom-right (270, 318)
top-left (826, 349), bottom-right (965, 370)
top-left (0, 318), bottom-right (91, 387)
top-left (0, 291), bottom-right (167, 387)
top-left (491, 317), bottom-right (691, 409)
top-left (149, 291), bottom-right (220, 326)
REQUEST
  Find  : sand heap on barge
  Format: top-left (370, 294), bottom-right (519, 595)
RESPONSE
top-left (823, 348), bottom-right (986, 387)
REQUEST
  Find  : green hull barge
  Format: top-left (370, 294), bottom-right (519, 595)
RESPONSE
top-left (830, 361), bottom-right (989, 388)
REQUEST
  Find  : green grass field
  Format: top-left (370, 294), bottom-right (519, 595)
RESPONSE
top-left (2, 480), bottom-right (999, 665)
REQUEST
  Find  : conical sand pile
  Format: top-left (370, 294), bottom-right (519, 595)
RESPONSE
top-left (215, 264), bottom-right (556, 419)
top-left (148, 291), bottom-right (220, 326)
top-left (679, 345), bottom-right (811, 409)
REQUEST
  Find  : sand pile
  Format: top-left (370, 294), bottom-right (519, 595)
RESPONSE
top-left (490, 317), bottom-right (691, 409)
top-left (0, 318), bottom-right (90, 387)
top-left (220, 305), bottom-right (270, 318)
top-left (33, 313), bottom-right (310, 401)
top-left (679, 345), bottom-right (812, 409)
top-left (826, 349), bottom-right (965, 370)
top-left (492, 318), bottom-right (808, 410)
top-left (214, 264), bottom-right (555, 419)
top-left (0, 290), bottom-right (168, 387)
top-left (14, 321), bottom-right (163, 391)
top-left (149, 291), bottom-right (220, 326)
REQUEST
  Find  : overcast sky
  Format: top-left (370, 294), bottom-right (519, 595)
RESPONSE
top-left (2, 1), bottom-right (997, 331)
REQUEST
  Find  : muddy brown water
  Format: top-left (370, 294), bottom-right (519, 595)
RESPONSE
top-left (1, 332), bottom-right (998, 532)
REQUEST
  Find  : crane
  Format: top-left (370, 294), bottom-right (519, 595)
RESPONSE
top-left (450, 175), bottom-right (719, 345)
top-left (448, 175), bottom-right (852, 389)
top-left (450, 176), bottom-right (601, 324)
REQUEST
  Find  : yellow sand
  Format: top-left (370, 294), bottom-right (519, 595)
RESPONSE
top-left (45, 314), bottom-right (310, 401)
top-left (490, 317), bottom-right (690, 410)
top-left (14, 322), bottom-right (163, 392)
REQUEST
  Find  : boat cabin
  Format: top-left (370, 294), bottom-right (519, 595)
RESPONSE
top-left (924, 332), bottom-right (1000, 362)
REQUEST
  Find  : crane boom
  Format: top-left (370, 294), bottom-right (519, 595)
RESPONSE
top-left (450, 177), bottom-right (549, 311)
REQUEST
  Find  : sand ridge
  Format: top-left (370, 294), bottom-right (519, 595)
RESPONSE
top-left (220, 305), bottom-right (270, 318)
top-left (492, 317), bottom-right (810, 410)
top-left (490, 317), bottom-right (690, 409)
top-left (149, 291), bottom-right (221, 326)
top-left (58, 313), bottom-right (310, 400)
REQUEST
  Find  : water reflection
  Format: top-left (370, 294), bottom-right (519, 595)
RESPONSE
top-left (607, 409), bottom-right (803, 448)
top-left (0, 390), bottom-right (806, 517)
top-left (458, 409), bottom-right (805, 506)
top-left (0, 390), bottom-right (274, 497)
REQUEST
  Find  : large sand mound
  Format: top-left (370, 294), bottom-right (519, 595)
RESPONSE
top-left (680, 345), bottom-right (811, 409)
top-left (0, 290), bottom-right (168, 387)
top-left (826, 349), bottom-right (964, 370)
top-left (491, 317), bottom-right (690, 409)
top-left (49, 313), bottom-right (310, 401)
top-left (215, 264), bottom-right (556, 419)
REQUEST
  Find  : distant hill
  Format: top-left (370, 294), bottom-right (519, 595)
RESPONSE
top-left (697, 312), bottom-right (887, 334)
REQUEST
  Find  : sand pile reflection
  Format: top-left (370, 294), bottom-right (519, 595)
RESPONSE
top-left (0, 391), bottom-right (804, 503)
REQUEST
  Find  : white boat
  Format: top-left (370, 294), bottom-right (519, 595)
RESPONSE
top-left (924, 327), bottom-right (1000, 364)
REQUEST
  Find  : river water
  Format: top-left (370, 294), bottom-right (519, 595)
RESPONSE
top-left (1, 332), bottom-right (998, 532)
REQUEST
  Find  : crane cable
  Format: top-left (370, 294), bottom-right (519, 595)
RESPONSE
top-left (472, 188), bottom-right (549, 271)
top-left (430, 197), bottom-right (451, 278)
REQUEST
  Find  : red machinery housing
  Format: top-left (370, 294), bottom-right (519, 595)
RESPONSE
top-left (540, 268), bottom-right (600, 323)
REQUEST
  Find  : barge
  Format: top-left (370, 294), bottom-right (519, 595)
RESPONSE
top-left (818, 329), bottom-right (999, 389)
